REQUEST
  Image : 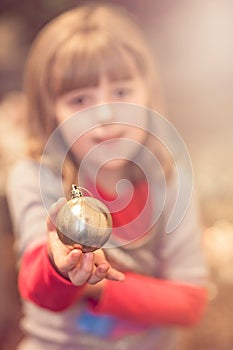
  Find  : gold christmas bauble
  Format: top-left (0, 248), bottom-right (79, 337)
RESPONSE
top-left (56, 185), bottom-right (112, 252)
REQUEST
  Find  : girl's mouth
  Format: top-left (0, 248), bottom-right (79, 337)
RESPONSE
top-left (93, 133), bottom-right (124, 144)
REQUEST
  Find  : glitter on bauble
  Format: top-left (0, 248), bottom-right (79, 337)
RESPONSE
top-left (56, 185), bottom-right (112, 252)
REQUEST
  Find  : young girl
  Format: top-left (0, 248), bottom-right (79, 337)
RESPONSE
top-left (7, 3), bottom-right (208, 350)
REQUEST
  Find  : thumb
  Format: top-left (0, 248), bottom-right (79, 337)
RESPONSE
top-left (47, 197), bottom-right (67, 232)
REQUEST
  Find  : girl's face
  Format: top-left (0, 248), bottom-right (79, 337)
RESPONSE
top-left (54, 75), bottom-right (149, 171)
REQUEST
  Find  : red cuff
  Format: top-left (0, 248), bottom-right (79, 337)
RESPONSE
top-left (92, 272), bottom-right (207, 326)
top-left (19, 243), bottom-right (85, 311)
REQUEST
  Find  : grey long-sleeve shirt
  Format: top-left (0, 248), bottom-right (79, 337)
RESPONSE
top-left (7, 159), bottom-right (208, 350)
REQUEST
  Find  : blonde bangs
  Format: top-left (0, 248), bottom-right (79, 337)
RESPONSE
top-left (50, 32), bottom-right (145, 96)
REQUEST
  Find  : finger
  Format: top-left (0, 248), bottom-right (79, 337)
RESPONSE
top-left (47, 197), bottom-right (67, 232)
top-left (62, 249), bottom-right (83, 271)
top-left (92, 249), bottom-right (125, 282)
top-left (106, 267), bottom-right (125, 282)
top-left (48, 229), bottom-right (82, 270)
top-left (53, 247), bottom-right (83, 277)
top-left (88, 262), bottom-right (110, 284)
top-left (48, 229), bottom-right (71, 256)
top-left (68, 252), bottom-right (94, 286)
top-left (93, 249), bottom-right (106, 264)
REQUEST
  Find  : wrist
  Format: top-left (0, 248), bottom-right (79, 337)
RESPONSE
top-left (83, 279), bottom-right (106, 302)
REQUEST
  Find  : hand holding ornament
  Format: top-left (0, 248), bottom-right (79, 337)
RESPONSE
top-left (46, 188), bottom-right (125, 286)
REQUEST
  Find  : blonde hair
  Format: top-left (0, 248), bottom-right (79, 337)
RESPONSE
top-left (24, 2), bottom-right (172, 191)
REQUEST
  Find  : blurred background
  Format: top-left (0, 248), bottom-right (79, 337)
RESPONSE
top-left (0, 0), bottom-right (232, 349)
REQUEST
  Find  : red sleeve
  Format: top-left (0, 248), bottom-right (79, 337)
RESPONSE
top-left (18, 242), bottom-right (85, 311)
top-left (92, 272), bottom-right (208, 326)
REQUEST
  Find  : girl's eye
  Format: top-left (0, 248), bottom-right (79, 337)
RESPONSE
top-left (68, 95), bottom-right (90, 107)
top-left (113, 87), bottom-right (132, 99)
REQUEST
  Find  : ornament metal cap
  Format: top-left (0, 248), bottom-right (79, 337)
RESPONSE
top-left (71, 184), bottom-right (83, 199)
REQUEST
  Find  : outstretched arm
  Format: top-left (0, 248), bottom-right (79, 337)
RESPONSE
top-left (18, 198), bottom-right (124, 311)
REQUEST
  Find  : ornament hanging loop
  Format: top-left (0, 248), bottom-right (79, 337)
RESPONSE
top-left (70, 184), bottom-right (93, 199)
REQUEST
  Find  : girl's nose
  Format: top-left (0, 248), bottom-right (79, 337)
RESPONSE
top-left (96, 103), bottom-right (115, 124)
